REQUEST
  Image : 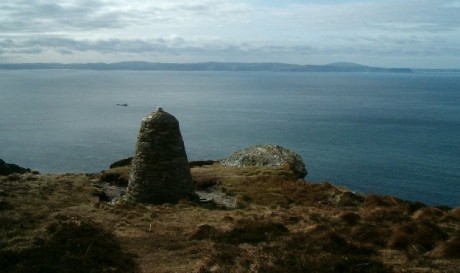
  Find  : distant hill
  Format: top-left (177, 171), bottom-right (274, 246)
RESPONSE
top-left (0, 61), bottom-right (412, 73)
top-left (325, 62), bottom-right (367, 67)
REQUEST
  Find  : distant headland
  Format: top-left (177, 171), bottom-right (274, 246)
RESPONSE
top-left (0, 61), bottom-right (413, 73)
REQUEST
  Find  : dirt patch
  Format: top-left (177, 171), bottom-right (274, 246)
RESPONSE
top-left (196, 185), bottom-right (237, 209)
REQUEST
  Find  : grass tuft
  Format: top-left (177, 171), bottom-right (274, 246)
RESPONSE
top-left (428, 231), bottom-right (460, 258)
top-left (412, 207), bottom-right (445, 221)
top-left (388, 221), bottom-right (448, 254)
top-left (190, 224), bottom-right (221, 240)
top-left (338, 211), bottom-right (361, 226)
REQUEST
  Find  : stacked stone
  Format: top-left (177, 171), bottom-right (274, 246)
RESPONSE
top-left (126, 107), bottom-right (195, 204)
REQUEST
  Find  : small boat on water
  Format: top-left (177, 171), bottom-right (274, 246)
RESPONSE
top-left (116, 103), bottom-right (128, 107)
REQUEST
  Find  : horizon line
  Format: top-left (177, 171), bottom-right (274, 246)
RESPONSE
top-left (0, 61), bottom-right (458, 71)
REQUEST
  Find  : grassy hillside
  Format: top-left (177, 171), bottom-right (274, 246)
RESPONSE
top-left (1, 164), bottom-right (459, 272)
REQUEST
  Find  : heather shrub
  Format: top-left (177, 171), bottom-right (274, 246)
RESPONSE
top-left (218, 218), bottom-right (288, 244)
top-left (0, 219), bottom-right (138, 273)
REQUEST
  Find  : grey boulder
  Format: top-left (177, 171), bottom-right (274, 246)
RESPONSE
top-left (220, 145), bottom-right (307, 178)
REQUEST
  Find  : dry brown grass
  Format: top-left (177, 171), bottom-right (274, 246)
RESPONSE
top-left (412, 207), bottom-right (446, 222)
top-left (337, 211), bottom-right (361, 226)
top-left (388, 221), bottom-right (448, 253)
top-left (428, 231), bottom-right (460, 259)
top-left (1, 164), bottom-right (459, 273)
top-left (197, 223), bottom-right (392, 273)
top-left (0, 217), bottom-right (137, 273)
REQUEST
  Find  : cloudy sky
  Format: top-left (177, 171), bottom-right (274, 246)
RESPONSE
top-left (1, 0), bottom-right (459, 68)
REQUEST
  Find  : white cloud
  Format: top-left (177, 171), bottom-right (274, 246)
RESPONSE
top-left (0, 0), bottom-right (459, 67)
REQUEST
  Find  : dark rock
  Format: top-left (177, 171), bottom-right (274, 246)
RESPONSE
top-left (109, 157), bottom-right (133, 169)
top-left (220, 145), bottom-right (307, 178)
top-left (100, 171), bottom-right (129, 187)
top-left (91, 189), bottom-right (111, 202)
top-left (0, 159), bottom-right (31, 176)
top-left (111, 158), bottom-right (215, 169)
top-left (189, 160), bottom-right (217, 168)
top-left (0, 200), bottom-right (13, 211)
top-left (126, 107), bottom-right (196, 204)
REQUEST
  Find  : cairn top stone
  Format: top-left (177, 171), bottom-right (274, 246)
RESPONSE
top-left (142, 107), bottom-right (178, 124)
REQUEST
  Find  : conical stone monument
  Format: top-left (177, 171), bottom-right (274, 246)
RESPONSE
top-left (126, 107), bottom-right (195, 204)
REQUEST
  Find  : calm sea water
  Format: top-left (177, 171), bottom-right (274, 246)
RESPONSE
top-left (1, 70), bottom-right (459, 207)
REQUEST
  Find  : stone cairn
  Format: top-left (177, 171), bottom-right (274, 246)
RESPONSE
top-left (126, 107), bottom-right (195, 204)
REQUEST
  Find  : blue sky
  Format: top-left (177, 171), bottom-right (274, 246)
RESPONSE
top-left (1, 0), bottom-right (459, 68)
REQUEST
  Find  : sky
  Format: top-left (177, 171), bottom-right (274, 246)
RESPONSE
top-left (1, 0), bottom-right (460, 68)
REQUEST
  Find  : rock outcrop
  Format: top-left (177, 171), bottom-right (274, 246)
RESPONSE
top-left (126, 107), bottom-right (196, 204)
top-left (0, 159), bottom-right (31, 176)
top-left (220, 144), bottom-right (307, 178)
top-left (109, 157), bottom-right (133, 169)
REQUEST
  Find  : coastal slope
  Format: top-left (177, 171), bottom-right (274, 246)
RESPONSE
top-left (0, 162), bottom-right (459, 273)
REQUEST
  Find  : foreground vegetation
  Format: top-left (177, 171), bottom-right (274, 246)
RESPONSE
top-left (1, 164), bottom-right (459, 272)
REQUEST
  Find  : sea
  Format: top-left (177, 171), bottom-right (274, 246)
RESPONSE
top-left (0, 70), bottom-right (459, 207)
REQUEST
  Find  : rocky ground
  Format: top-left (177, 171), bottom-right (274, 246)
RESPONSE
top-left (0, 163), bottom-right (459, 273)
